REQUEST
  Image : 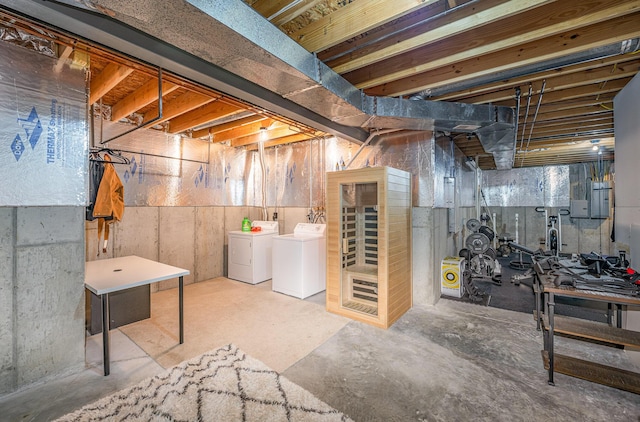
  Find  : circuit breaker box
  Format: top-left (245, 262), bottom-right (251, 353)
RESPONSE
top-left (590, 181), bottom-right (610, 218)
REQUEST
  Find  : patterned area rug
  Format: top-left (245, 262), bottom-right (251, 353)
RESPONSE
top-left (55, 344), bottom-right (352, 421)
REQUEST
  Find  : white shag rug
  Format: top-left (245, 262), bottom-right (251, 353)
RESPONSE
top-left (55, 344), bottom-right (352, 421)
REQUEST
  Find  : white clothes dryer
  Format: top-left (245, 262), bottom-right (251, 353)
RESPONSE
top-left (272, 223), bottom-right (326, 299)
top-left (228, 221), bottom-right (279, 284)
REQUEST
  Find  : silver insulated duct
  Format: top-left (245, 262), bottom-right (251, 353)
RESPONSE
top-left (2, 0), bottom-right (516, 168)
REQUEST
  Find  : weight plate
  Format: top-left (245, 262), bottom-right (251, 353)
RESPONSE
top-left (459, 248), bottom-right (470, 260)
top-left (466, 218), bottom-right (481, 232)
top-left (485, 247), bottom-right (497, 260)
top-left (465, 232), bottom-right (490, 254)
top-left (478, 225), bottom-right (495, 241)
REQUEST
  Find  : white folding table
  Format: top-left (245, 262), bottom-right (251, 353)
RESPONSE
top-left (85, 255), bottom-right (189, 375)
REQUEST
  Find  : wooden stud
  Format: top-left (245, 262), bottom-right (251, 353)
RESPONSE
top-left (89, 62), bottom-right (134, 104)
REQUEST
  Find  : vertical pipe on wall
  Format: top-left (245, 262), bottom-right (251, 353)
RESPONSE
top-left (274, 146), bottom-right (279, 220)
top-left (309, 139), bottom-right (313, 221)
top-left (544, 209), bottom-right (549, 250)
top-left (475, 155), bottom-right (481, 218)
top-left (492, 212), bottom-right (497, 249)
top-left (258, 139), bottom-right (268, 220)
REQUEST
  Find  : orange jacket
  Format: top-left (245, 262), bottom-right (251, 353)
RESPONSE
top-left (92, 154), bottom-right (124, 222)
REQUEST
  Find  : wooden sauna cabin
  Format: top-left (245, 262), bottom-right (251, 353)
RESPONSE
top-left (325, 166), bottom-right (412, 329)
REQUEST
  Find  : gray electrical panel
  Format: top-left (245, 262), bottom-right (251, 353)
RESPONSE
top-left (570, 200), bottom-right (589, 218)
top-left (590, 181), bottom-right (611, 219)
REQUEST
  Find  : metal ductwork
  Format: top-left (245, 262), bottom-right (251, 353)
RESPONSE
top-left (2, 0), bottom-right (516, 167)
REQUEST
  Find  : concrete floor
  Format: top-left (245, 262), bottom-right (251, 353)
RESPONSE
top-left (1, 277), bottom-right (639, 421)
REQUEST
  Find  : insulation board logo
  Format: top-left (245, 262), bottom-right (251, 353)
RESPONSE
top-left (11, 106), bottom-right (43, 161)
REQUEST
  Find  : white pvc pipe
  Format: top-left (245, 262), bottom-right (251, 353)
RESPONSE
top-left (544, 209), bottom-right (549, 250)
top-left (258, 140), bottom-right (268, 221)
top-left (515, 213), bottom-right (519, 244)
top-left (492, 212), bottom-right (497, 249)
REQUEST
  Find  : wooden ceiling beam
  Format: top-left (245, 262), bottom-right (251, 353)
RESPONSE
top-left (246, 133), bottom-right (316, 150)
top-left (270, 0), bottom-right (324, 27)
top-left (231, 125), bottom-right (317, 147)
top-left (53, 44), bottom-right (73, 73)
top-left (214, 119), bottom-right (281, 143)
top-left (520, 98), bottom-right (614, 117)
top-left (169, 99), bottom-right (244, 134)
top-left (319, 2), bottom-right (447, 65)
top-left (434, 54), bottom-right (640, 101)
top-left (520, 136), bottom-right (614, 149)
top-left (527, 124), bottom-right (613, 139)
top-left (333, 0), bottom-right (548, 74)
top-left (142, 91), bottom-right (214, 126)
top-left (251, 0), bottom-right (297, 19)
top-left (529, 119), bottom-right (613, 132)
top-left (515, 152), bottom-right (614, 168)
top-left (190, 115), bottom-right (268, 139)
top-left (493, 77), bottom-right (631, 112)
top-left (523, 137), bottom-right (615, 150)
top-left (290, 0), bottom-right (438, 52)
top-left (111, 79), bottom-right (179, 122)
top-left (359, 7), bottom-right (640, 96)
top-left (89, 62), bottom-right (134, 104)
top-left (530, 115), bottom-right (613, 129)
top-left (455, 61), bottom-right (639, 105)
top-left (530, 107), bottom-right (612, 124)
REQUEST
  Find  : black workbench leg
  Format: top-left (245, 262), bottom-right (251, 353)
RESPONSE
top-left (179, 276), bottom-right (184, 344)
top-left (534, 278), bottom-right (541, 331)
top-left (547, 291), bottom-right (555, 386)
top-left (616, 304), bottom-right (622, 329)
top-left (102, 293), bottom-right (110, 376)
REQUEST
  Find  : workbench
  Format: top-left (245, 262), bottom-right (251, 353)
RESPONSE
top-left (537, 281), bottom-right (640, 394)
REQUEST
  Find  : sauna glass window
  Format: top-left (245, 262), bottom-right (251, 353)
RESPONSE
top-left (340, 182), bottom-right (379, 316)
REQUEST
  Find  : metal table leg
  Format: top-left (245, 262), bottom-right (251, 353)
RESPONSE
top-left (101, 293), bottom-right (110, 376)
top-left (179, 276), bottom-right (184, 344)
top-left (547, 291), bottom-right (555, 386)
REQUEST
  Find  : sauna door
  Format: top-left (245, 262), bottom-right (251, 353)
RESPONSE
top-left (340, 181), bottom-right (379, 316)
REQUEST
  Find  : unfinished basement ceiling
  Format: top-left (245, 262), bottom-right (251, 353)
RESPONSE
top-left (245, 0), bottom-right (638, 168)
top-left (1, 0), bottom-right (638, 169)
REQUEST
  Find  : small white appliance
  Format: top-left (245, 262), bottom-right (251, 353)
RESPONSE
top-left (228, 221), bottom-right (279, 284)
top-left (272, 223), bottom-right (326, 299)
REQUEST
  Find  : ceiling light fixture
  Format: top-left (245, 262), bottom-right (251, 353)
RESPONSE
top-left (259, 126), bottom-right (268, 142)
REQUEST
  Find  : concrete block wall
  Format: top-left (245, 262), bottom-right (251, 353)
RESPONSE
top-left (84, 205), bottom-right (292, 289)
top-left (86, 206), bottom-right (237, 288)
top-left (0, 208), bottom-right (14, 394)
top-left (490, 207), bottom-right (613, 256)
top-left (412, 206), bottom-right (477, 306)
top-left (0, 207), bottom-right (85, 395)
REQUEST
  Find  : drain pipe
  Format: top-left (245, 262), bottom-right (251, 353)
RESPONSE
top-left (258, 139), bottom-right (268, 220)
top-left (521, 79), bottom-right (546, 167)
top-left (513, 86), bottom-right (521, 166)
top-left (519, 83), bottom-right (533, 152)
top-left (308, 139), bottom-right (313, 222)
top-left (344, 129), bottom-right (401, 170)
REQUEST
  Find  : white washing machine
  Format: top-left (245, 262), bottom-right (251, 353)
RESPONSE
top-left (272, 223), bottom-right (326, 299)
top-left (228, 221), bottom-right (279, 284)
